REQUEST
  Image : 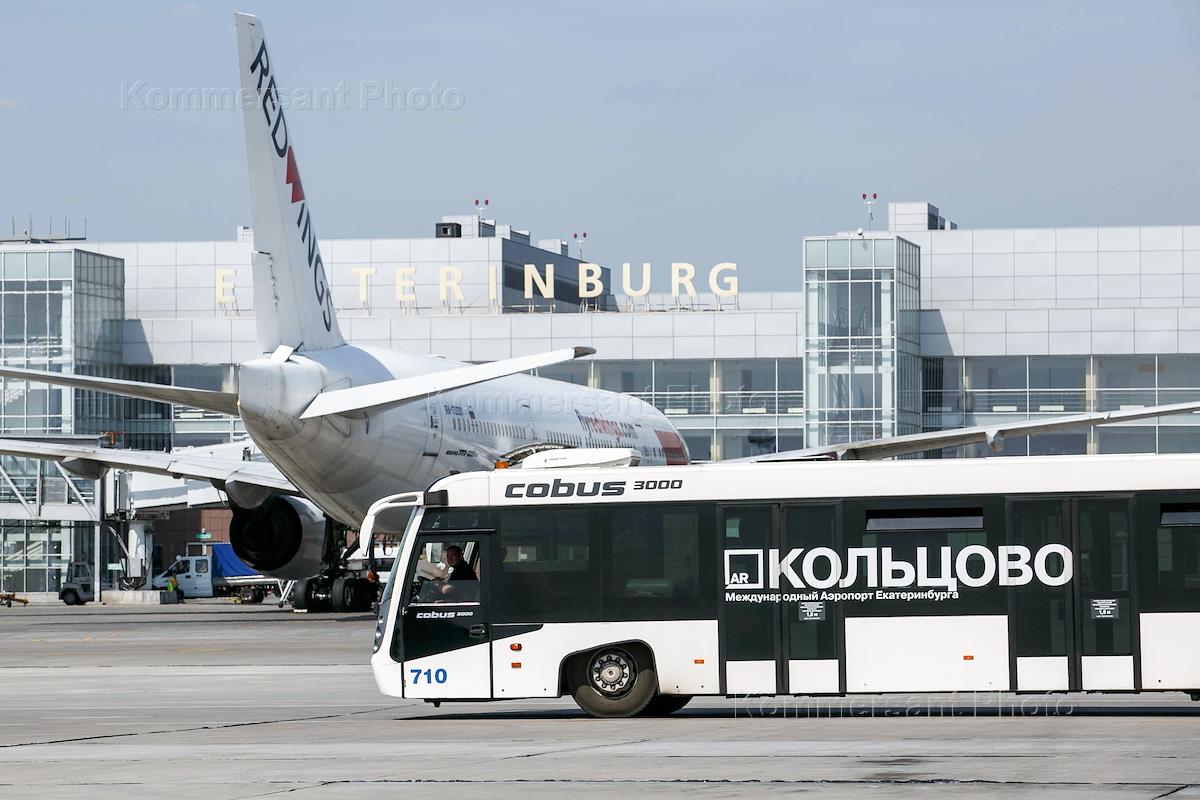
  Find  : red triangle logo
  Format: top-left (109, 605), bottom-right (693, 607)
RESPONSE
top-left (285, 147), bottom-right (304, 204)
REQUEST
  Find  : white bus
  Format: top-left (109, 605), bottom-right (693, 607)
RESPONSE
top-left (369, 452), bottom-right (1200, 717)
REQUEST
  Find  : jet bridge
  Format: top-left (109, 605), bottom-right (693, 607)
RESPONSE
top-left (125, 440), bottom-right (263, 513)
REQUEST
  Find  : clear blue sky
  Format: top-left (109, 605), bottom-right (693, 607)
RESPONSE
top-left (2, 1), bottom-right (1197, 290)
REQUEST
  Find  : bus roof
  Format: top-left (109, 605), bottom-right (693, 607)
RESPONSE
top-left (421, 452), bottom-right (1200, 509)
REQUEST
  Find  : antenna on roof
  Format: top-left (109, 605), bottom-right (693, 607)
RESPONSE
top-left (861, 193), bottom-right (878, 232)
top-left (473, 198), bottom-right (489, 220)
top-left (572, 231), bottom-right (588, 260)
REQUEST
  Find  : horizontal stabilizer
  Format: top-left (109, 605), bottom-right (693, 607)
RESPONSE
top-left (300, 347), bottom-right (596, 420)
top-left (0, 366), bottom-right (240, 416)
top-left (753, 400), bottom-right (1200, 462)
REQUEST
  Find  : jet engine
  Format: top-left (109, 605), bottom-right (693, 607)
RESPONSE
top-left (229, 496), bottom-right (328, 579)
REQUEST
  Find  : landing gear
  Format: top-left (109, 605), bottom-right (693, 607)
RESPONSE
top-left (292, 575), bottom-right (373, 613)
top-left (569, 645), bottom-right (658, 718)
top-left (284, 520), bottom-right (379, 613)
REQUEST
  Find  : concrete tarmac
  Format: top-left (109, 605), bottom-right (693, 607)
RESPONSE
top-left (1, 602), bottom-right (1197, 798)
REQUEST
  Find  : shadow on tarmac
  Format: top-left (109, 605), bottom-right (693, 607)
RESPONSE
top-left (405, 700), bottom-right (1200, 721)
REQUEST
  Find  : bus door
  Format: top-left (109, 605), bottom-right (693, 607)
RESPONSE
top-left (397, 532), bottom-right (493, 699)
top-left (1008, 499), bottom-right (1076, 691)
top-left (1072, 497), bottom-right (1138, 690)
top-left (719, 504), bottom-right (842, 695)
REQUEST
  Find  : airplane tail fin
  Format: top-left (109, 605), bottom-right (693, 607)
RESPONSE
top-left (235, 13), bottom-right (345, 353)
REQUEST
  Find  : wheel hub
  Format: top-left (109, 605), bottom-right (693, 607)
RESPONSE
top-left (590, 650), bottom-right (635, 697)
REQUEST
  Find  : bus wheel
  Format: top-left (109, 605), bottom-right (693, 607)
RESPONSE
top-left (571, 645), bottom-right (657, 718)
top-left (639, 694), bottom-right (692, 716)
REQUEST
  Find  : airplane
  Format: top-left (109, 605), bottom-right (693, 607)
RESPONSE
top-left (2, 13), bottom-right (1200, 610)
top-left (0, 13), bottom-right (688, 606)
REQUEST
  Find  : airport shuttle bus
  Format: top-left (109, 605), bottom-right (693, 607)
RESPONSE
top-left (369, 452), bottom-right (1200, 717)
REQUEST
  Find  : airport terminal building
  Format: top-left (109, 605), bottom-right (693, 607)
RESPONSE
top-left (3, 201), bottom-right (1200, 589)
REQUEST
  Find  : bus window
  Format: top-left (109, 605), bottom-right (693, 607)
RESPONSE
top-left (409, 539), bottom-right (480, 605)
top-left (843, 499), bottom-right (1006, 616)
top-left (419, 508), bottom-right (489, 531)
top-left (604, 504), bottom-right (715, 621)
top-left (494, 508), bottom-right (598, 622)
top-left (1138, 499), bottom-right (1200, 613)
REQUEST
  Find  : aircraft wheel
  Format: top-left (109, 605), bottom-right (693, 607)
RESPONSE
top-left (331, 577), bottom-right (352, 613)
top-left (570, 644), bottom-right (657, 718)
top-left (292, 578), bottom-right (310, 610)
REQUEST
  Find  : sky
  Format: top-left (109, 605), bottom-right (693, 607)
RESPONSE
top-left (1, 1), bottom-right (1198, 291)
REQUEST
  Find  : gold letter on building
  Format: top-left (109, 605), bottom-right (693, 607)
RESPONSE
top-left (439, 266), bottom-right (464, 303)
top-left (524, 264), bottom-right (554, 299)
top-left (671, 263), bottom-right (698, 298)
top-left (215, 269), bottom-right (236, 304)
top-left (709, 262), bottom-right (738, 297)
top-left (578, 263), bottom-right (603, 298)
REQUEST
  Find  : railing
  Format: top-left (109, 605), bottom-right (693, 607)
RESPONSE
top-left (648, 391), bottom-right (805, 416)
top-left (962, 390), bottom-right (1087, 415)
top-left (1095, 389), bottom-right (1156, 411)
top-left (654, 393), bottom-right (712, 416)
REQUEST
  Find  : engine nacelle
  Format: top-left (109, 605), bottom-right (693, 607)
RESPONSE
top-left (229, 496), bottom-right (327, 579)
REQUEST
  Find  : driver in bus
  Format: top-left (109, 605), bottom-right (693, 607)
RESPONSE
top-left (438, 545), bottom-right (477, 597)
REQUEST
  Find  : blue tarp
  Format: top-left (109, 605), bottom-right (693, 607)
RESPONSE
top-left (211, 542), bottom-right (258, 578)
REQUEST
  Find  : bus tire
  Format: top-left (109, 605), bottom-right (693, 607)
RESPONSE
top-left (570, 644), bottom-right (657, 718)
top-left (639, 694), bottom-right (692, 716)
top-left (331, 577), bottom-right (352, 613)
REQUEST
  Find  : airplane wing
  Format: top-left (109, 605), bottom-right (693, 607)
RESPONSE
top-left (300, 346), bottom-right (597, 419)
top-left (749, 401), bottom-right (1200, 462)
top-left (0, 438), bottom-right (298, 494)
top-left (0, 366), bottom-right (240, 416)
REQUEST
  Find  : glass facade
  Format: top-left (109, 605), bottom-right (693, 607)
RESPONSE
top-left (922, 355), bottom-right (1200, 457)
top-left (0, 522), bottom-right (95, 593)
top-left (538, 358), bottom-right (804, 461)
top-left (803, 236), bottom-right (920, 446)
top-left (0, 248), bottom-right (125, 593)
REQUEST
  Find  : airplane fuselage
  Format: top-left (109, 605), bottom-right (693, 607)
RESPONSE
top-left (236, 344), bottom-right (688, 527)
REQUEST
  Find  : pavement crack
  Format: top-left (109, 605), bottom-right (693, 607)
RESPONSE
top-left (501, 737), bottom-right (656, 760)
top-left (0, 706), bottom-right (405, 750)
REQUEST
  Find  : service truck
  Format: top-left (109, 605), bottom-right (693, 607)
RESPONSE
top-left (151, 543), bottom-right (282, 603)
